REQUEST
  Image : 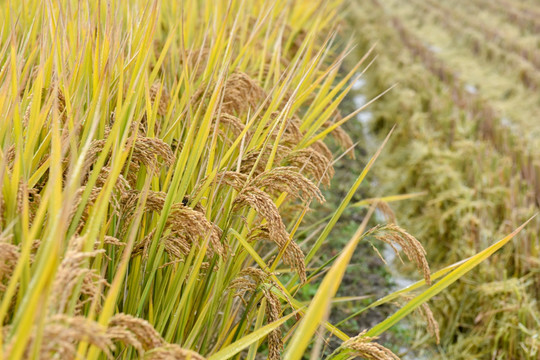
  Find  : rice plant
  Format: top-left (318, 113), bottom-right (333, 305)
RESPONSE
top-left (0, 0), bottom-right (531, 359)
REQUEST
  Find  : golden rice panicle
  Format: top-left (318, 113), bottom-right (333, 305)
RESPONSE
top-left (324, 111), bottom-right (355, 158)
top-left (229, 268), bottom-right (260, 304)
top-left (310, 139), bottom-right (334, 161)
top-left (284, 148), bottom-right (334, 186)
top-left (399, 294), bottom-right (440, 344)
top-left (145, 345), bottom-right (206, 360)
top-left (118, 190), bottom-right (165, 235)
top-left (419, 302), bottom-right (440, 344)
top-left (343, 330), bottom-right (401, 360)
top-left (108, 313), bottom-right (164, 351)
top-left (216, 171), bottom-right (249, 191)
top-left (82, 139), bottom-right (107, 178)
top-left (264, 114), bottom-right (304, 147)
top-left (222, 71), bottom-right (266, 115)
top-left (0, 235), bottom-right (18, 293)
top-left (5, 315), bottom-right (114, 360)
top-left (95, 166), bottom-right (131, 200)
top-left (180, 48), bottom-right (209, 81)
top-left (166, 203), bottom-right (226, 258)
top-left (216, 113), bottom-right (246, 138)
top-left (163, 235), bottom-right (192, 260)
top-left (131, 229), bottom-right (157, 259)
top-left (51, 236), bottom-right (109, 314)
top-left (375, 200), bottom-right (396, 224)
top-left (103, 235), bottom-right (124, 247)
top-left (229, 268), bottom-right (282, 359)
top-left (149, 82), bottom-right (170, 117)
top-left (252, 166), bottom-right (325, 203)
top-left (68, 186), bottom-right (104, 226)
top-left (130, 136), bottom-right (175, 174)
top-left (125, 193), bottom-right (225, 260)
top-left (95, 167), bottom-right (132, 217)
top-left (264, 287), bottom-right (283, 360)
top-left (246, 224), bottom-right (270, 243)
top-left (234, 187), bottom-right (306, 282)
top-left (16, 181), bottom-right (41, 222)
top-left (44, 315), bottom-right (114, 359)
top-left (283, 116), bottom-right (304, 145)
top-left (2, 145), bottom-right (16, 169)
top-left (119, 190), bottom-right (167, 223)
top-left (106, 326), bottom-right (144, 357)
top-left (374, 224), bottom-right (431, 285)
top-left (240, 145), bottom-right (289, 177)
top-left (192, 171), bottom-right (248, 197)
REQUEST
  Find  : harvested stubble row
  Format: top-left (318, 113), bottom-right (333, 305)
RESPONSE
top-left (392, 0), bottom-right (540, 145)
top-left (408, 0), bottom-right (540, 91)
top-left (351, 0), bottom-right (540, 358)
top-left (421, 0), bottom-right (540, 71)
top-left (388, 12), bottom-right (540, 203)
top-left (468, 0), bottom-right (540, 35)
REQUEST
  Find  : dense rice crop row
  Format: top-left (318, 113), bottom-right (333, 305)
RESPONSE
top-left (0, 1), bottom-right (384, 358)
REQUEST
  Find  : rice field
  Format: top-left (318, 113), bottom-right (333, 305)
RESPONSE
top-left (0, 0), bottom-right (538, 359)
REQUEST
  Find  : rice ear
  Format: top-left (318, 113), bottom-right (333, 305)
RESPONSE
top-left (180, 48), bottom-right (210, 81)
top-left (222, 71), bottom-right (266, 115)
top-left (16, 182), bottom-right (41, 222)
top-left (69, 186), bottom-right (104, 226)
top-left (324, 111), bottom-right (355, 158)
top-left (130, 137), bottom-right (175, 174)
top-left (240, 145), bottom-right (289, 176)
top-left (163, 235), bottom-right (192, 259)
top-left (283, 148), bottom-right (334, 186)
top-left (132, 229), bottom-right (157, 259)
top-left (0, 236), bottom-right (18, 293)
top-left (82, 140), bottom-right (107, 177)
top-left (149, 82), bottom-right (170, 117)
top-left (264, 288), bottom-right (283, 360)
top-left (234, 187), bottom-right (306, 282)
top-left (166, 203), bottom-right (226, 258)
top-left (370, 224), bottom-right (431, 285)
top-left (192, 171), bottom-right (248, 199)
top-left (246, 224), bottom-right (270, 243)
top-left (229, 268), bottom-right (283, 359)
top-left (7, 314), bottom-right (115, 360)
top-left (51, 236), bottom-right (109, 314)
top-left (106, 326), bottom-right (144, 357)
top-left (342, 330), bottom-right (401, 360)
top-left (144, 344), bottom-right (206, 360)
top-left (418, 302), bottom-right (440, 344)
top-left (216, 113), bottom-right (246, 137)
top-left (310, 140), bottom-right (334, 161)
top-left (375, 201), bottom-right (396, 224)
top-left (398, 294), bottom-right (440, 344)
top-left (108, 313), bottom-right (164, 350)
top-left (252, 166), bottom-right (325, 203)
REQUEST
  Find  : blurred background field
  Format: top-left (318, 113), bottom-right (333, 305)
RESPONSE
top-left (332, 0), bottom-right (540, 358)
